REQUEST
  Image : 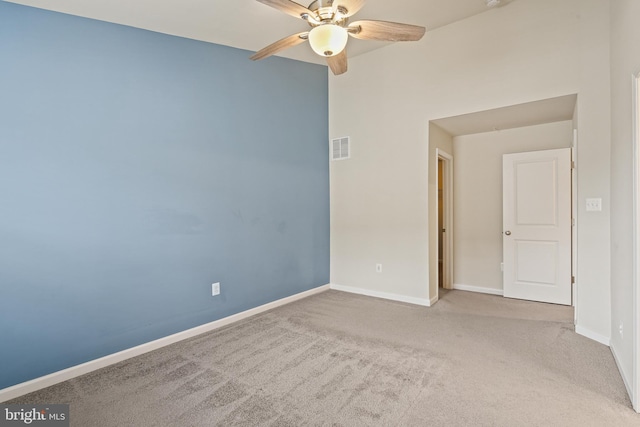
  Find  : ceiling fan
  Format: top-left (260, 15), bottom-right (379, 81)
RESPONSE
top-left (250, 0), bottom-right (426, 75)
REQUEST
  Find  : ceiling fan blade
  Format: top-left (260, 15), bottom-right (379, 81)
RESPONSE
top-left (326, 50), bottom-right (348, 75)
top-left (348, 20), bottom-right (426, 41)
top-left (250, 32), bottom-right (309, 61)
top-left (332, 0), bottom-right (365, 18)
top-left (256, 0), bottom-right (314, 20)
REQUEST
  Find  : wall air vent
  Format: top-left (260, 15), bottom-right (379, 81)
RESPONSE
top-left (331, 136), bottom-right (350, 161)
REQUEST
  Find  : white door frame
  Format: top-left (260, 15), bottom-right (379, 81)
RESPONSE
top-left (572, 130), bottom-right (578, 319)
top-left (436, 148), bottom-right (454, 290)
top-left (632, 72), bottom-right (640, 412)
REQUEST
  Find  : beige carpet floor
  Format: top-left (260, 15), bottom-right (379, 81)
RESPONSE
top-left (9, 289), bottom-right (640, 426)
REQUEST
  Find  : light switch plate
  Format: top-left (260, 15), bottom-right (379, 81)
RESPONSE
top-left (586, 198), bottom-right (602, 212)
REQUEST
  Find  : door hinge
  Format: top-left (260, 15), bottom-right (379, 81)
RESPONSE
top-left (571, 161), bottom-right (575, 169)
top-left (572, 218), bottom-right (576, 226)
top-left (571, 276), bottom-right (575, 284)
top-left (442, 228), bottom-right (446, 233)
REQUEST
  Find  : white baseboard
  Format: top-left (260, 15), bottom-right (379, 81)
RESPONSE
top-left (0, 284), bottom-right (330, 403)
top-left (330, 284), bottom-right (432, 307)
top-left (575, 325), bottom-right (610, 346)
top-left (610, 342), bottom-right (633, 403)
top-left (452, 283), bottom-right (504, 296)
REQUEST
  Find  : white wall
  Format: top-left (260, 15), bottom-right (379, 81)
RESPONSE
top-left (573, 0), bottom-right (612, 345)
top-left (330, 0), bottom-right (611, 340)
top-left (610, 0), bottom-right (640, 408)
top-left (453, 121), bottom-right (573, 292)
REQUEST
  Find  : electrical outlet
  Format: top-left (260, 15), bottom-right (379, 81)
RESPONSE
top-left (376, 264), bottom-right (382, 273)
top-left (619, 322), bottom-right (623, 338)
top-left (212, 282), bottom-right (220, 296)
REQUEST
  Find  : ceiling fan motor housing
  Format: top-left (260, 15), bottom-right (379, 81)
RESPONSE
top-left (306, 0), bottom-right (348, 23)
top-left (308, 0), bottom-right (333, 12)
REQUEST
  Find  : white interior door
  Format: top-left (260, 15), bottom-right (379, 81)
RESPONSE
top-left (503, 148), bottom-right (572, 305)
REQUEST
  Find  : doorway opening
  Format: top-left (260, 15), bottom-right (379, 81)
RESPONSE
top-left (428, 95), bottom-right (577, 305)
top-left (438, 158), bottom-right (444, 288)
top-left (436, 149), bottom-right (453, 295)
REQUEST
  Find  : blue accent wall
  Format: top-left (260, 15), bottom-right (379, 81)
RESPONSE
top-left (0, 2), bottom-right (329, 390)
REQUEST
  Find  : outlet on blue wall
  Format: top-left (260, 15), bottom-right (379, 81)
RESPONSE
top-left (0, 2), bottom-right (329, 390)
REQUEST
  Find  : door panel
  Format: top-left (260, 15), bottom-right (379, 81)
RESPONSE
top-left (515, 161), bottom-right (557, 225)
top-left (515, 240), bottom-right (557, 285)
top-left (503, 148), bottom-right (571, 305)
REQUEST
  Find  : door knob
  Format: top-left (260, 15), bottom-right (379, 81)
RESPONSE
top-left (504, 231), bottom-right (511, 236)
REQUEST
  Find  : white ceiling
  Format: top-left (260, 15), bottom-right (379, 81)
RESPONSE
top-left (6, 0), bottom-right (509, 65)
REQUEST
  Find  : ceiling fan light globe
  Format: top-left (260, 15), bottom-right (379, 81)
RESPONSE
top-left (309, 24), bottom-right (348, 57)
